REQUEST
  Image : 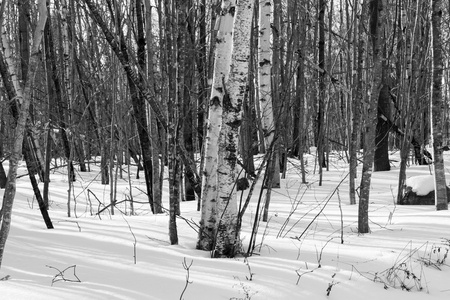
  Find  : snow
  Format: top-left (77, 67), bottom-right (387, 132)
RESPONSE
top-left (1, 153), bottom-right (450, 300)
top-left (405, 175), bottom-right (438, 196)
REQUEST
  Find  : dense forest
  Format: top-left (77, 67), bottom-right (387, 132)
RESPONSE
top-left (0, 0), bottom-right (449, 266)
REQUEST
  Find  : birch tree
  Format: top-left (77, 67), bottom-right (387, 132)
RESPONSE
top-left (0, 0), bottom-right (48, 268)
top-left (258, 0), bottom-right (275, 163)
top-left (197, 0), bottom-right (235, 251)
top-left (431, 0), bottom-right (448, 211)
top-left (258, 0), bottom-right (277, 222)
top-left (214, 0), bottom-right (255, 258)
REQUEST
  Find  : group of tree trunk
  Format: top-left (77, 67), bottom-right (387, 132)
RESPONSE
top-left (0, 0), bottom-right (449, 266)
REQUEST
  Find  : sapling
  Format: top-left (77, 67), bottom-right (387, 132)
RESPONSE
top-left (244, 258), bottom-right (254, 281)
top-left (180, 258), bottom-right (193, 300)
top-left (122, 215), bottom-right (137, 264)
top-left (326, 274), bottom-right (339, 296)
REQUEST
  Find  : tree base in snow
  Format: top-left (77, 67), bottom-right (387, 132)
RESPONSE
top-left (400, 186), bottom-right (450, 205)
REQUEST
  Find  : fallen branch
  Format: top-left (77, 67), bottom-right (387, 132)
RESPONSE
top-left (46, 265), bottom-right (81, 286)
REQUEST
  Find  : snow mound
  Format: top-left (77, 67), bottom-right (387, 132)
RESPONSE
top-left (405, 175), bottom-right (436, 196)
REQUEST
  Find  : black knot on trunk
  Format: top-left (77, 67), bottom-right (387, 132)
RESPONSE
top-left (236, 178), bottom-right (250, 191)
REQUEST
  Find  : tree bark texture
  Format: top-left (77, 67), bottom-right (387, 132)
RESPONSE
top-left (197, 0), bottom-right (235, 252)
top-left (258, 0), bottom-right (277, 221)
top-left (374, 84), bottom-right (391, 171)
top-left (214, 0), bottom-right (254, 258)
top-left (431, 0), bottom-right (448, 211)
top-left (358, 0), bottom-right (385, 234)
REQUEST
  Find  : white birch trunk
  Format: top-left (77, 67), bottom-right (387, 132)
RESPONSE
top-left (258, 0), bottom-right (278, 222)
top-left (431, 0), bottom-right (448, 211)
top-left (60, 0), bottom-right (75, 212)
top-left (197, 0), bottom-right (235, 251)
top-left (214, 0), bottom-right (254, 258)
top-left (258, 0), bottom-right (275, 150)
top-left (0, 0), bottom-right (47, 268)
top-left (258, 0), bottom-right (276, 162)
top-left (1, 29), bottom-right (23, 99)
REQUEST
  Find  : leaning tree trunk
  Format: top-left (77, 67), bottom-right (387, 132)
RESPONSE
top-left (0, 0), bottom-right (48, 269)
top-left (0, 33), bottom-right (54, 230)
top-left (431, 0), bottom-right (448, 211)
top-left (197, 0), bottom-right (235, 252)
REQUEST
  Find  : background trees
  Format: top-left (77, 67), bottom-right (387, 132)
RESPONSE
top-left (0, 0), bottom-right (449, 263)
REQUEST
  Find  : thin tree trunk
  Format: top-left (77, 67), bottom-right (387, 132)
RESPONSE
top-left (167, 0), bottom-right (179, 245)
top-left (135, 0), bottom-right (157, 213)
top-left (144, 0), bottom-right (162, 213)
top-left (196, 0), bottom-right (207, 155)
top-left (258, 0), bottom-right (277, 222)
top-left (317, 0), bottom-right (326, 186)
top-left (358, 0), bottom-right (386, 233)
top-left (349, 0), bottom-right (366, 205)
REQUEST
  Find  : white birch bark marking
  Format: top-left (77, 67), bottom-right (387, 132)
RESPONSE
top-left (214, 0), bottom-right (255, 257)
top-left (258, 0), bottom-right (275, 150)
top-left (197, 0), bottom-right (235, 251)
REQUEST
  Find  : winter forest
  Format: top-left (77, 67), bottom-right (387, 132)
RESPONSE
top-left (0, 0), bottom-right (450, 299)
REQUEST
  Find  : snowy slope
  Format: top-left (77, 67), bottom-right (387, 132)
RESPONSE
top-left (0, 153), bottom-right (449, 300)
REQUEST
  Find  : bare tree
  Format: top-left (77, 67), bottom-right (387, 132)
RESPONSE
top-left (358, 0), bottom-right (386, 234)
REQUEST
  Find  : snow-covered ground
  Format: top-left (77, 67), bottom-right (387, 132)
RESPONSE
top-left (1, 152), bottom-right (449, 300)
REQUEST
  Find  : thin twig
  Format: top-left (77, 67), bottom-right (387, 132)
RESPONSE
top-left (180, 258), bottom-right (193, 300)
top-left (122, 215), bottom-right (137, 264)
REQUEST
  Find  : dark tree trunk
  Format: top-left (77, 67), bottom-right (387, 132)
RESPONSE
top-left (23, 142), bottom-right (54, 229)
top-left (135, 0), bottom-right (156, 212)
top-left (0, 121), bottom-right (6, 189)
top-left (196, 0), bottom-right (207, 153)
top-left (18, 0), bottom-right (30, 82)
top-left (182, 0), bottom-right (196, 202)
top-left (317, 0), bottom-right (326, 186)
top-left (46, 7), bottom-right (75, 182)
top-left (374, 84), bottom-right (391, 171)
top-left (0, 163), bottom-right (6, 189)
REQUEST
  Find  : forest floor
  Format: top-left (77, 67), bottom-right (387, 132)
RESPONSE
top-left (0, 151), bottom-right (450, 299)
